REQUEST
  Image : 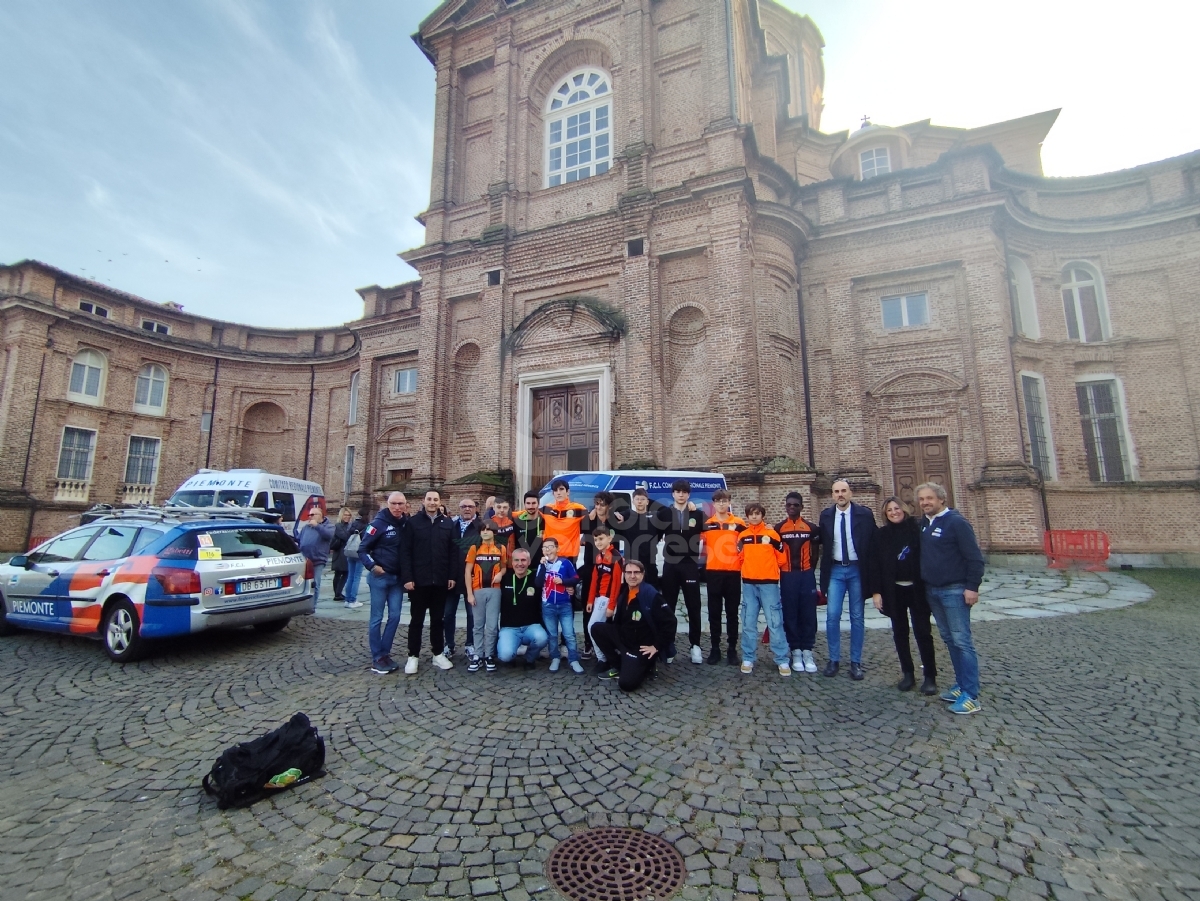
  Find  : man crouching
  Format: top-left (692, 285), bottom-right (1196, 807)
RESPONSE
top-left (591, 560), bottom-right (677, 692)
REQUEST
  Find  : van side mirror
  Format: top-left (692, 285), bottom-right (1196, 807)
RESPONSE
top-left (9, 555), bottom-right (29, 569)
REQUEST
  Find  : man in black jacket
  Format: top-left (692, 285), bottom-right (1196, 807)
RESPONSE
top-left (358, 492), bottom-right (407, 675)
top-left (818, 479), bottom-right (876, 680)
top-left (656, 479), bottom-right (703, 664)
top-left (612, 487), bottom-right (660, 587)
top-left (399, 489), bottom-right (458, 674)
top-left (591, 560), bottom-right (677, 692)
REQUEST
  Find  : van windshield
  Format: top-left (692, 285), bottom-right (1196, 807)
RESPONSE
top-left (169, 490), bottom-right (255, 508)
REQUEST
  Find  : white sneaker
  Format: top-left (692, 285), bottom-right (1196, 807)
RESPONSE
top-left (549, 657), bottom-right (561, 672)
top-left (345, 601), bottom-right (363, 609)
top-left (802, 650), bottom-right (817, 674)
top-left (570, 660), bottom-right (584, 674)
top-left (432, 653), bottom-right (453, 670)
top-left (404, 656), bottom-right (418, 675)
top-left (690, 645), bottom-right (703, 664)
top-left (740, 661), bottom-right (753, 674)
top-left (792, 649), bottom-right (804, 670)
top-left (778, 663), bottom-right (792, 677)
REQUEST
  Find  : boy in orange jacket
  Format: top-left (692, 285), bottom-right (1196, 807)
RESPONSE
top-left (465, 520), bottom-right (508, 672)
top-left (700, 489), bottom-right (745, 665)
top-left (737, 503), bottom-right (791, 676)
top-left (584, 526), bottom-right (624, 671)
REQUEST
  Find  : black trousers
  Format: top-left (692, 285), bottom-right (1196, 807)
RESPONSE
top-left (592, 622), bottom-right (657, 692)
top-left (407, 585), bottom-right (446, 657)
top-left (332, 569), bottom-right (348, 599)
top-left (705, 570), bottom-right (741, 650)
top-left (661, 561), bottom-right (701, 648)
top-left (890, 582), bottom-right (937, 676)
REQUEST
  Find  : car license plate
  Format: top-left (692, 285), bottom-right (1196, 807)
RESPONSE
top-left (234, 578), bottom-right (282, 594)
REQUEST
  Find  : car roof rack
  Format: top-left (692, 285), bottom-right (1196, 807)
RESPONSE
top-left (81, 505), bottom-right (283, 525)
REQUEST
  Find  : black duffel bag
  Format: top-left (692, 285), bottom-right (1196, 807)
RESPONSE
top-left (202, 712), bottom-right (326, 809)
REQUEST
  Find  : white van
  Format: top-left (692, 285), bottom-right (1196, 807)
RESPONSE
top-left (167, 469), bottom-right (325, 530)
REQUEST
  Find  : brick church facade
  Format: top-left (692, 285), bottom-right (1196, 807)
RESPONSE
top-left (3, 0), bottom-right (1199, 559)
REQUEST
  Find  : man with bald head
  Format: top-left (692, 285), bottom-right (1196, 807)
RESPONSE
top-left (359, 491), bottom-right (409, 675)
top-left (818, 479), bottom-right (876, 680)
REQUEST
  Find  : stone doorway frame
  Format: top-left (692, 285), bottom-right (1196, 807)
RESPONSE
top-left (515, 364), bottom-right (612, 495)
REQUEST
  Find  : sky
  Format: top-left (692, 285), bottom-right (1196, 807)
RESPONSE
top-left (1, 1), bottom-right (1195, 328)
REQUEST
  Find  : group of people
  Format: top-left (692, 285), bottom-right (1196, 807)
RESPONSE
top-left (318, 475), bottom-right (984, 713)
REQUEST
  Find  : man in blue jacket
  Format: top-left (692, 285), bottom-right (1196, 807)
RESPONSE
top-left (917, 482), bottom-right (985, 715)
top-left (818, 479), bottom-right (876, 680)
top-left (358, 492), bottom-right (407, 675)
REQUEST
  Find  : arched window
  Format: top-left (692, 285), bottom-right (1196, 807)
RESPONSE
top-left (545, 68), bottom-right (612, 188)
top-left (860, 147), bottom-right (890, 179)
top-left (1061, 263), bottom-right (1110, 343)
top-left (134, 363), bottom-right (168, 414)
top-left (68, 349), bottom-right (106, 404)
top-left (1008, 256), bottom-right (1039, 340)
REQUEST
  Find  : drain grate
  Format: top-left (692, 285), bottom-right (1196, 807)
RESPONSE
top-left (546, 827), bottom-right (686, 901)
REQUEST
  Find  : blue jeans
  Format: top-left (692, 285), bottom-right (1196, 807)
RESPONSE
top-left (311, 562), bottom-right (326, 604)
top-left (497, 625), bottom-right (549, 663)
top-left (542, 601), bottom-right (579, 663)
top-left (825, 563), bottom-right (864, 664)
top-left (926, 583), bottom-right (980, 699)
top-left (443, 585), bottom-right (475, 651)
top-left (740, 582), bottom-right (789, 666)
top-left (367, 570), bottom-right (404, 662)
top-left (344, 558), bottom-right (363, 604)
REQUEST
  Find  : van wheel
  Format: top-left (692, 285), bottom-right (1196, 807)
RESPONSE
top-left (253, 618), bottom-right (289, 634)
top-left (103, 599), bottom-right (145, 662)
top-left (0, 598), bottom-right (17, 636)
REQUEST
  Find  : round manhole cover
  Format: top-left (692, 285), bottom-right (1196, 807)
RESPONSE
top-left (546, 827), bottom-right (686, 901)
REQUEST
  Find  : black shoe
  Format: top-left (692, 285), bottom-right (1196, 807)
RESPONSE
top-left (897, 672), bottom-right (915, 692)
top-left (823, 660), bottom-right (840, 677)
top-left (727, 648), bottom-right (738, 665)
top-left (485, 656), bottom-right (497, 672)
top-left (523, 660), bottom-right (537, 671)
top-left (850, 662), bottom-right (865, 681)
top-left (920, 675), bottom-right (938, 695)
top-left (707, 647), bottom-right (722, 665)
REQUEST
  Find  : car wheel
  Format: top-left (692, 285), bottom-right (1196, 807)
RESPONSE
top-left (0, 597), bottom-right (17, 636)
top-left (253, 618), bottom-right (289, 634)
top-left (102, 599), bottom-right (144, 662)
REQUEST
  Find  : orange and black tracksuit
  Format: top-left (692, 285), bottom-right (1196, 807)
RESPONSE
top-left (490, 514), bottom-right (516, 556)
top-left (776, 516), bottom-right (820, 652)
top-left (701, 514), bottom-right (746, 659)
top-left (737, 523), bottom-right (786, 583)
top-left (465, 541), bottom-right (508, 592)
top-left (586, 548), bottom-right (625, 617)
top-left (540, 500), bottom-right (587, 560)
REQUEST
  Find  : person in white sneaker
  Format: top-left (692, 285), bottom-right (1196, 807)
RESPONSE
top-left (776, 492), bottom-right (821, 674)
top-left (737, 503), bottom-right (791, 677)
top-left (536, 537), bottom-right (583, 673)
top-left (655, 479), bottom-right (704, 665)
top-left (399, 489), bottom-right (458, 673)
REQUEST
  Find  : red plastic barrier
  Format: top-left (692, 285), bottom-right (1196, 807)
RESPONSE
top-left (1043, 530), bottom-right (1110, 571)
top-left (27, 536), bottom-right (49, 551)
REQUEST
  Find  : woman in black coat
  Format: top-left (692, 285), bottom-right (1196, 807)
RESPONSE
top-left (866, 497), bottom-right (938, 694)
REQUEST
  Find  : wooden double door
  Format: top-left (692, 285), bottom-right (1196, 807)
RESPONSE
top-left (531, 382), bottom-right (599, 490)
top-left (891, 437), bottom-right (954, 510)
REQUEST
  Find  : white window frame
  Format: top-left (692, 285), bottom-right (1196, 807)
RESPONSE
top-left (544, 67), bottom-right (613, 188)
top-left (343, 445), bottom-right (356, 499)
top-left (880, 292), bottom-right (929, 330)
top-left (57, 426), bottom-right (97, 481)
top-left (1061, 262), bottom-right (1111, 344)
top-left (124, 435), bottom-right (161, 486)
top-left (79, 301), bottom-right (109, 318)
top-left (1075, 374), bottom-right (1137, 482)
top-left (1008, 256), bottom-right (1040, 340)
top-left (393, 368), bottom-right (418, 395)
top-left (133, 363), bottom-right (169, 415)
top-left (348, 371), bottom-right (360, 426)
top-left (1019, 372), bottom-right (1057, 480)
top-left (67, 349), bottom-right (107, 405)
top-left (860, 147), bottom-right (890, 179)
top-left (140, 319), bottom-right (171, 335)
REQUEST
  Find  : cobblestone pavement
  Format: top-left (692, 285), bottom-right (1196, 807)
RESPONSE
top-left (1, 571), bottom-right (1197, 901)
top-left (314, 567), bottom-right (1155, 631)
